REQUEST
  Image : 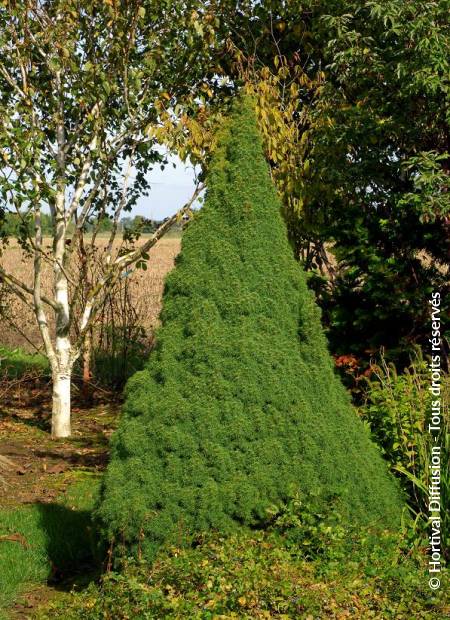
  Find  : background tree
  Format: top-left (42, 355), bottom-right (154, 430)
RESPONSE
top-left (0, 0), bottom-right (215, 437)
top-left (208, 0), bottom-right (450, 366)
top-left (308, 0), bottom-right (450, 362)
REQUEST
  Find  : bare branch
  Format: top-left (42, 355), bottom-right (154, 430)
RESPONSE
top-left (0, 266), bottom-right (58, 311)
top-left (1, 276), bottom-right (33, 308)
top-left (1, 313), bottom-right (43, 354)
top-left (64, 101), bottom-right (102, 155)
top-left (104, 149), bottom-right (135, 265)
top-left (0, 63), bottom-right (28, 100)
top-left (114, 183), bottom-right (203, 270)
top-left (32, 206), bottom-right (57, 369)
top-left (72, 185), bottom-right (202, 351)
top-left (66, 133), bottom-right (98, 221)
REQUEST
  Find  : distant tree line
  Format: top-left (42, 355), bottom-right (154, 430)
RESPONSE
top-left (1, 213), bottom-right (167, 237)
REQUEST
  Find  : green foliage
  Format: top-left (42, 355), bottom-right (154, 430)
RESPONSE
top-left (0, 0), bottom-right (219, 251)
top-left (40, 522), bottom-right (446, 619)
top-left (360, 352), bottom-right (450, 558)
top-left (0, 345), bottom-right (50, 379)
top-left (221, 0), bottom-right (450, 361)
top-left (266, 490), bottom-right (347, 561)
top-left (125, 215), bottom-right (158, 235)
top-left (98, 99), bottom-right (402, 559)
top-left (0, 479), bottom-right (101, 618)
top-left (0, 212), bottom-right (55, 241)
top-left (308, 0), bottom-right (450, 358)
top-left (92, 215), bottom-right (113, 234)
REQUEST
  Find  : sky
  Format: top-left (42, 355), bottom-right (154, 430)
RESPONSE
top-left (134, 154), bottom-right (199, 220)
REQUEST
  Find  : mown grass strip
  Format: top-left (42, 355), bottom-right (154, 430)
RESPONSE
top-left (0, 478), bottom-right (102, 618)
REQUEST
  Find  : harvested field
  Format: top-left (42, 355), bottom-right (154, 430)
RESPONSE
top-left (0, 236), bottom-right (181, 352)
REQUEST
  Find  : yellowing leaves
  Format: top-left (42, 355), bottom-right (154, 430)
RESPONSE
top-left (243, 56), bottom-right (318, 219)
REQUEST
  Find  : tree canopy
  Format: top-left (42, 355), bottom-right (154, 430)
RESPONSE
top-left (0, 0), bottom-right (218, 435)
top-left (187, 0), bottom-right (450, 364)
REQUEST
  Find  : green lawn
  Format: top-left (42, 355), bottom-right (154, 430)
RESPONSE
top-left (0, 478), bottom-right (102, 619)
top-left (0, 346), bottom-right (49, 379)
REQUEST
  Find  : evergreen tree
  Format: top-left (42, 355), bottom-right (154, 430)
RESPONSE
top-left (98, 99), bottom-right (402, 558)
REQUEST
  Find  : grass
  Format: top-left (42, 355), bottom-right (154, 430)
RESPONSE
top-left (0, 506), bottom-right (49, 619)
top-left (0, 477), bottom-right (102, 619)
top-left (0, 346), bottom-right (49, 379)
top-left (0, 375), bottom-right (118, 619)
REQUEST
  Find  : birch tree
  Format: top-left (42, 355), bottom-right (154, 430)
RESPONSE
top-left (0, 0), bottom-right (215, 437)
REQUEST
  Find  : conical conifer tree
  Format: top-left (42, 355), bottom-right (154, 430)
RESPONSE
top-left (98, 99), bottom-right (402, 557)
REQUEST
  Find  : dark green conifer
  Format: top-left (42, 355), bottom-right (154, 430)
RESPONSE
top-left (98, 99), bottom-right (402, 557)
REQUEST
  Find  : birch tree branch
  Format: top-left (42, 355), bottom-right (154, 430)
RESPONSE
top-left (66, 133), bottom-right (98, 221)
top-left (104, 149), bottom-right (135, 265)
top-left (32, 207), bottom-right (57, 369)
top-left (0, 63), bottom-right (27, 100)
top-left (72, 184), bottom-right (203, 353)
top-left (0, 267), bottom-right (58, 311)
top-left (113, 183), bottom-right (203, 271)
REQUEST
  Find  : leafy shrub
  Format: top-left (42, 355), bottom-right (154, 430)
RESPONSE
top-left (266, 490), bottom-right (347, 560)
top-left (360, 351), bottom-right (449, 558)
top-left (98, 98), bottom-right (402, 560)
top-left (92, 328), bottom-right (148, 390)
top-left (40, 524), bottom-right (446, 619)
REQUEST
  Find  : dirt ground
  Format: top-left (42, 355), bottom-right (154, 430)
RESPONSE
top-left (0, 378), bottom-right (120, 620)
top-left (0, 382), bottom-right (118, 508)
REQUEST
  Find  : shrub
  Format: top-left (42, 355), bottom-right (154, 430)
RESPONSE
top-left (98, 98), bottom-right (403, 559)
top-left (91, 328), bottom-right (148, 390)
top-left (360, 351), bottom-right (450, 558)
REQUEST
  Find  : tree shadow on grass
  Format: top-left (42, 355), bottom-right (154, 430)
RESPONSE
top-left (36, 502), bottom-right (105, 591)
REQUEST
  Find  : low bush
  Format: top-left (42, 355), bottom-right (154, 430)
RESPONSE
top-left (91, 330), bottom-right (148, 390)
top-left (40, 501), bottom-right (446, 619)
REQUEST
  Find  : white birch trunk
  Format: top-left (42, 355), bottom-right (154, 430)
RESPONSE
top-left (51, 260), bottom-right (73, 438)
top-left (51, 367), bottom-right (71, 438)
top-left (47, 70), bottom-right (74, 439)
top-left (51, 300), bottom-right (73, 438)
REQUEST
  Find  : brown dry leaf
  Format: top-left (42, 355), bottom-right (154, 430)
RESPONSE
top-left (0, 533), bottom-right (29, 548)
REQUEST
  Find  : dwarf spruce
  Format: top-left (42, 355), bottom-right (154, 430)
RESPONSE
top-left (98, 99), bottom-right (403, 558)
